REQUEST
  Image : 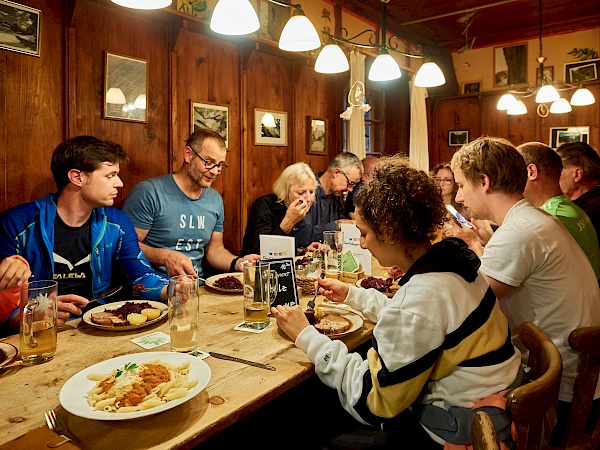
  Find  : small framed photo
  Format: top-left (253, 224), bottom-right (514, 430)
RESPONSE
top-left (255, 109), bottom-right (287, 146)
top-left (549, 126), bottom-right (590, 149)
top-left (449, 130), bottom-right (469, 147)
top-left (103, 52), bottom-right (148, 123)
top-left (494, 43), bottom-right (527, 87)
top-left (0, 0), bottom-right (41, 57)
top-left (564, 58), bottom-right (599, 83)
top-left (307, 117), bottom-right (327, 155)
top-left (462, 81), bottom-right (481, 95)
top-left (191, 101), bottom-right (229, 148)
top-left (536, 66), bottom-right (554, 85)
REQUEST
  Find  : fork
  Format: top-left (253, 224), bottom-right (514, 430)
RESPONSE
top-left (307, 272), bottom-right (326, 309)
top-left (45, 409), bottom-right (81, 446)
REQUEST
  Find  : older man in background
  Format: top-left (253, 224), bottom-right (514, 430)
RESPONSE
top-left (345, 155), bottom-right (379, 218)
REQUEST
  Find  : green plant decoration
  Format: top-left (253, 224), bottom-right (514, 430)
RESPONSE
top-left (568, 48), bottom-right (598, 61)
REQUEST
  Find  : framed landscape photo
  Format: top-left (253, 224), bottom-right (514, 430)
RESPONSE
top-left (564, 58), bottom-right (599, 83)
top-left (255, 109), bottom-right (287, 146)
top-left (549, 126), bottom-right (589, 149)
top-left (494, 43), bottom-right (527, 87)
top-left (462, 81), bottom-right (481, 95)
top-left (0, 0), bottom-right (41, 57)
top-left (307, 117), bottom-right (327, 155)
top-left (191, 101), bottom-right (229, 148)
top-left (449, 130), bottom-right (469, 147)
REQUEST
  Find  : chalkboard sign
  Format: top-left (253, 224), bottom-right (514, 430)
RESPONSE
top-left (267, 257), bottom-right (299, 308)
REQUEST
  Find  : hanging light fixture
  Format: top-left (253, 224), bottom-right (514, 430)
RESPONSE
top-left (111, 0), bottom-right (171, 9)
top-left (497, 0), bottom-right (595, 117)
top-left (315, 0), bottom-right (445, 84)
top-left (315, 39), bottom-right (350, 73)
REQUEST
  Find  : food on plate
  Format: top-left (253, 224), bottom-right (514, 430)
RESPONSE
top-left (141, 308), bottom-right (161, 320)
top-left (360, 276), bottom-right (397, 293)
top-left (303, 305), bottom-right (324, 325)
top-left (90, 301), bottom-right (161, 327)
top-left (213, 275), bottom-right (243, 290)
top-left (314, 314), bottom-right (351, 335)
top-left (86, 359), bottom-right (198, 413)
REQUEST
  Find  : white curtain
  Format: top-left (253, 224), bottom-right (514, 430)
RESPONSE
top-left (409, 80), bottom-right (429, 172)
top-left (348, 51), bottom-right (366, 159)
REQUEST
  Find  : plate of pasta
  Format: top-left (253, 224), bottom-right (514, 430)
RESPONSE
top-left (59, 352), bottom-right (211, 420)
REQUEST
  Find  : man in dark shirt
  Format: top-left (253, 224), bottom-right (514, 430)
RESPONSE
top-left (557, 142), bottom-right (600, 234)
top-left (297, 152), bottom-right (363, 244)
top-left (344, 155), bottom-right (379, 218)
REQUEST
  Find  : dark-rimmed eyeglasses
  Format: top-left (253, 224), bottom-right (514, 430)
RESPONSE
top-left (341, 171), bottom-right (358, 187)
top-left (188, 146), bottom-right (229, 171)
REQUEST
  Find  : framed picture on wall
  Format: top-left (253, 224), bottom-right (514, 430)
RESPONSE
top-left (191, 101), bottom-right (229, 148)
top-left (0, 0), bottom-right (41, 57)
top-left (103, 53), bottom-right (148, 123)
top-left (564, 58), bottom-right (600, 83)
top-left (307, 117), bottom-right (327, 155)
top-left (549, 126), bottom-right (589, 149)
top-left (255, 109), bottom-right (287, 146)
top-left (461, 81), bottom-right (481, 95)
top-left (449, 130), bottom-right (469, 147)
top-left (494, 43), bottom-right (527, 87)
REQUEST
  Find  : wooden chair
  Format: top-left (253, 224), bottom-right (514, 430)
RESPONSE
top-left (472, 411), bottom-right (501, 450)
top-left (549, 325), bottom-right (600, 449)
top-left (505, 322), bottom-right (562, 450)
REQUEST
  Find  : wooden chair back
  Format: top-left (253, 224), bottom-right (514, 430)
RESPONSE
top-left (472, 411), bottom-right (501, 450)
top-left (506, 322), bottom-right (562, 450)
top-left (558, 325), bottom-right (600, 449)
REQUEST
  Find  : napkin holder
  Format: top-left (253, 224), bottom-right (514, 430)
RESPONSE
top-left (0, 427), bottom-right (81, 450)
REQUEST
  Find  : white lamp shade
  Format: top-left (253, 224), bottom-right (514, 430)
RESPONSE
top-left (571, 87), bottom-right (595, 106)
top-left (535, 84), bottom-right (560, 103)
top-left (111, 0), bottom-right (171, 9)
top-left (314, 44), bottom-right (349, 73)
top-left (368, 51), bottom-right (401, 81)
top-left (261, 113), bottom-right (276, 128)
top-left (414, 62), bottom-right (445, 87)
top-left (278, 13), bottom-right (321, 52)
top-left (210, 0), bottom-right (259, 36)
top-left (497, 93), bottom-right (517, 111)
top-left (507, 100), bottom-right (527, 115)
top-left (134, 94), bottom-right (147, 109)
top-left (106, 87), bottom-right (127, 104)
top-left (550, 98), bottom-right (572, 114)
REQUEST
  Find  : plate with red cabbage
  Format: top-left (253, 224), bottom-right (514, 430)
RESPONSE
top-left (206, 273), bottom-right (244, 293)
top-left (356, 276), bottom-right (399, 298)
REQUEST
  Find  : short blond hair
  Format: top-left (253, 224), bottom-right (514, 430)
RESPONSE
top-left (272, 163), bottom-right (317, 202)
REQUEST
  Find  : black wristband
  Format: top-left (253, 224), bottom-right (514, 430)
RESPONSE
top-left (230, 257), bottom-right (240, 272)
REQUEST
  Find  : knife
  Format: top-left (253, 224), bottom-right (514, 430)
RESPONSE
top-left (209, 352), bottom-right (276, 371)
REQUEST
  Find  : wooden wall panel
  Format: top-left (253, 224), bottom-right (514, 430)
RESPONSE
top-left (0, 0), bottom-right (63, 211)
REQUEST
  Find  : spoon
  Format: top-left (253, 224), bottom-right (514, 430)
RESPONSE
top-left (87, 285), bottom-right (123, 305)
top-left (307, 272), bottom-right (326, 309)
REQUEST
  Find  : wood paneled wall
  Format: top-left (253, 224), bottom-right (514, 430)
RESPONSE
top-left (428, 83), bottom-right (600, 167)
top-left (2, 0), bottom-right (404, 256)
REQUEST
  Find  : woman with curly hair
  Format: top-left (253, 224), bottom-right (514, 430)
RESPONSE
top-left (271, 155), bottom-right (521, 449)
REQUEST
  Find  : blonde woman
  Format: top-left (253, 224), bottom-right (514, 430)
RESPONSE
top-left (242, 162), bottom-right (320, 255)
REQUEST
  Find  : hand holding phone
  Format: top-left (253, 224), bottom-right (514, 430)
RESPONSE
top-left (446, 204), bottom-right (473, 228)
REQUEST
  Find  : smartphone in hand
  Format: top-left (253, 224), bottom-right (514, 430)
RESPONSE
top-left (446, 204), bottom-right (473, 228)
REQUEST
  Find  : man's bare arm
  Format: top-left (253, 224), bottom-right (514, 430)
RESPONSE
top-left (133, 227), bottom-right (195, 276)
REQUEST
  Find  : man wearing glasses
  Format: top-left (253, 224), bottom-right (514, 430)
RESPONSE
top-left (123, 129), bottom-right (260, 279)
top-left (297, 152), bottom-right (363, 245)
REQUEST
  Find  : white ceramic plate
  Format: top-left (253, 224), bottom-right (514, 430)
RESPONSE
top-left (205, 272), bottom-right (243, 293)
top-left (356, 277), bottom-right (396, 298)
top-left (0, 342), bottom-right (18, 368)
top-left (317, 306), bottom-right (363, 339)
top-left (82, 300), bottom-right (167, 331)
top-left (59, 351), bottom-right (211, 421)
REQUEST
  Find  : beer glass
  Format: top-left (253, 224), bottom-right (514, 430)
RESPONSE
top-left (167, 275), bottom-right (200, 353)
top-left (20, 280), bottom-right (58, 365)
top-left (242, 261), bottom-right (278, 330)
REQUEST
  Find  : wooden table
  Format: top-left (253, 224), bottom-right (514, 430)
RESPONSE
top-left (0, 277), bottom-right (379, 449)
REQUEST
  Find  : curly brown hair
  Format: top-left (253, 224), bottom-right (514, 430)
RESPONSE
top-left (354, 155), bottom-right (446, 249)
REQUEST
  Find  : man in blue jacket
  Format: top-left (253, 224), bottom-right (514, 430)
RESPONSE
top-left (0, 136), bottom-right (168, 333)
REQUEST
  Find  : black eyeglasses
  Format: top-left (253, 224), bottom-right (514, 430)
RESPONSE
top-left (341, 171), bottom-right (358, 187)
top-left (188, 146), bottom-right (229, 171)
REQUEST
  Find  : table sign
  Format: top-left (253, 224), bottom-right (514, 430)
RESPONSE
top-left (266, 257), bottom-right (299, 308)
top-left (260, 235), bottom-right (295, 259)
top-left (341, 224), bottom-right (372, 275)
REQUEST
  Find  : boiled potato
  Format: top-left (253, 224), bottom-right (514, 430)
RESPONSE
top-left (127, 313), bottom-right (148, 325)
top-left (141, 308), bottom-right (161, 320)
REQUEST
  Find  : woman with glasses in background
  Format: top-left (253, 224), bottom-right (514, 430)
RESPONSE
top-left (432, 163), bottom-right (471, 240)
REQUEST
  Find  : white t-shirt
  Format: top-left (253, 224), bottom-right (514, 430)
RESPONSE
top-left (480, 199), bottom-right (600, 402)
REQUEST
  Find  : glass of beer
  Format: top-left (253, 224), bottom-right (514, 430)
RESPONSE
top-left (19, 280), bottom-right (58, 365)
top-left (167, 275), bottom-right (200, 353)
top-left (242, 261), bottom-right (278, 330)
top-left (323, 230), bottom-right (344, 279)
